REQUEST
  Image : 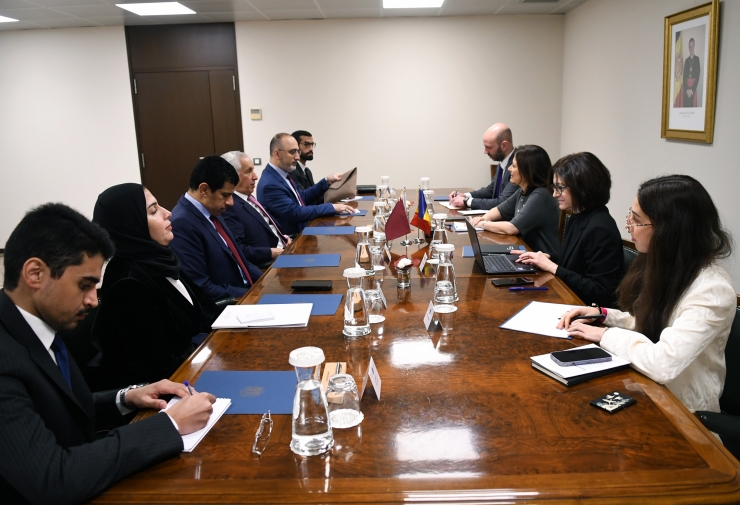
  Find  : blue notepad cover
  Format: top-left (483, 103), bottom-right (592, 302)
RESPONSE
top-left (336, 209), bottom-right (367, 216)
top-left (463, 246), bottom-right (474, 257)
top-left (302, 226), bottom-right (356, 235)
top-left (194, 371), bottom-right (297, 414)
top-left (434, 196), bottom-right (450, 201)
top-left (273, 254), bottom-right (341, 268)
top-left (258, 294), bottom-right (343, 316)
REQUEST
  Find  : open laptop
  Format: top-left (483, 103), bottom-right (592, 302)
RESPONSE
top-left (465, 219), bottom-right (537, 275)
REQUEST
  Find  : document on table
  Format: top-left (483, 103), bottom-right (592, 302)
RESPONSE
top-left (452, 222), bottom-right (482, 232)
top-left (163, 397), bottom-right (231, 452)
top-left (340, 196), bottom-right (364, 202)
top-left (212, 303), bottom-right (312, 329)
top-left (458, 209), bottom-right (488, 216)
top-left (500, 301), bottom-right (583, 339)
top-left (437, 201), bottom-right (463, 210)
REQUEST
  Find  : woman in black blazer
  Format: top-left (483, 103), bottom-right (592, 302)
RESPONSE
top-left (515, 152), bottom-right (623, 307)
top-left (91, 183), bottom-right (216, 390)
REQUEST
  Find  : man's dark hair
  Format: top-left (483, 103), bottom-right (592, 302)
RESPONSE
top-left (292, 130), bottom-right (312, 145)
top-left (689, 38), bottom-right (695, 45)
top-left (4, 203), bottom-right (115, 290)
top-left (512, 145), bottom-right (552, 196)
top-left (188, 155), bottom-right (239, 191)
top-left (552, 152), bottom-right (611, 212)
top-left (269, 133), bottom-right (292, 154)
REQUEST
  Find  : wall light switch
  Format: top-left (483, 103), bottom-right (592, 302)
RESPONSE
top-left (253, 158), bottom-right (261, 165)
top-left (250, 108), bottom-right (262, 120)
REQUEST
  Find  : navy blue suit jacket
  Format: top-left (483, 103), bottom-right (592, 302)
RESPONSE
top-left (256, 164), bottom-right (335, 236)
top-left (221, 196), bottom-right (276, 264)
top-left (170, 195), bottom-right (262, 301)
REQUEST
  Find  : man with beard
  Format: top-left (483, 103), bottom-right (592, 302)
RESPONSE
top-left (0, 203), bottom-right (216, 504)
top-left (449, 123), bottom-right (517, 210)
top-left (291, 130), bottom-right (316, 193)
top-left (257, 133), bottom-right (356, 236)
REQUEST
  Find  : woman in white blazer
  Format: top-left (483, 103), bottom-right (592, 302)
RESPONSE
top-left (559, 175), bottom-right (735, 413)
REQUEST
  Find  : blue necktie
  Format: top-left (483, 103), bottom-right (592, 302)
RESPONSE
top-left (50, 334), bottom-right (72, 388)
top-left (494, 165), bottom-right (504, 199)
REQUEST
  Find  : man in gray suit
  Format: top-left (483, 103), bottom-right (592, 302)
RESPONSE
top-left (0, 203), bottom-right (215, 504)
top-left (449, 123), bottom-right (517, 210)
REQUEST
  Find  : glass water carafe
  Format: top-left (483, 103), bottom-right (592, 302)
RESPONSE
top-left (430, 213), bottom-right (448, 259)
top-left (343, 267), bottom-right (371, 338)
top-left (434, 244), bottom-right (459, 303)
top-left (289, 346), bottom-right (334, 456)
top-left (355, 226), bottom-right (373, 275)
top-left (372, 205), bottom-right (387, 249)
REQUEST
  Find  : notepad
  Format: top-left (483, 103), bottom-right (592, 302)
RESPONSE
top-left (437, 201), bottom-right (464, 210)
top-left (458, 209), bottom-right (487, 215)
top-left (336, 209), bottom-right (367, 217)
top-left (273, 254), bottom-right (341, 268)
top-left (257, 294), bottom-right (343, 316)
top-left (302, 226), bottom-right (356, 235)
top-left (163, 397), bottom-right (231, 452)
top-left (500, 301), bottom-right (582, 339)
top-left (194, 371), bottom-right (297, 414)
top-left (212, 303), bottom-right (312, 329)
top-left (530, 344), bottom-right (631, 386)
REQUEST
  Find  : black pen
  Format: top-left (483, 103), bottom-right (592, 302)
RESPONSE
top-left (509, 286), bottom-right (548, 291)
top-left (184, 380), bottom-right (193, 396)
top-left (558, 314), bottom-right (606, 321)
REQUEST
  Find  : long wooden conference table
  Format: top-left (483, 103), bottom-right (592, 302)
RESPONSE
top-left (95, 191), bottom-right (740, 504)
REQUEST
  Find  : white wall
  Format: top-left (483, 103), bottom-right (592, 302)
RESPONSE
top-left (0, 26), bottom-right (140, 247)
top-left (561, 0), bottom-right (740, 288)
top-left (235, 16), bottom-right (564, 193)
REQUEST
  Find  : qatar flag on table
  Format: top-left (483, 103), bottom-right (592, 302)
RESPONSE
top-left (385, 196), bottom-right (411, 241)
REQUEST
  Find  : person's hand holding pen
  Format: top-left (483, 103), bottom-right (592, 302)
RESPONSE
top-left (448, 189), bottom-right (466, 209)
top-left (557, 307), bottom-right (608, 343)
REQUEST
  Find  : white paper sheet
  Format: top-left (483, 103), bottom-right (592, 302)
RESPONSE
top-left (212, 303), bottom-right (312, 329)
top-left (530, 344), bottom-right (630, 379)
top-left (163, 397), bottom-right (231, 452)
top-left (437, 201), bottom-right (463, 210)
top-left (458, 209), bottom-right (487, 216)
top-left (340, 196), bottom-right (364, 202)
top-left (500, 301), bottom-right (582, 339)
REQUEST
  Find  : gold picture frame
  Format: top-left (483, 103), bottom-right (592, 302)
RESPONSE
top-left (661, 0), bottom-right (719, 143)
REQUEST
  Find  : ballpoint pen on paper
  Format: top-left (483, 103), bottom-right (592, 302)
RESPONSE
top-left (184, 380), bottom-right (193, 395)
top-left (453, 189), bottom-right (458, 198)
top-left (509, 286), bottom-right (548, 291)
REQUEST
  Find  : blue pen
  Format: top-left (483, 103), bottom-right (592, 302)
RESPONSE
top-left (184, 380), bottom-right (193, 396)
top-left (509, 286), bottom-right (548, 291)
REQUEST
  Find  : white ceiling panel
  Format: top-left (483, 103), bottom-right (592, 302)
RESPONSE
top-left (323, 8), bottom-right (382, 19)
top-left (317, 0), bottom-right (380, 9)
top-left (51, 4), bottom-right (136, 16)
top-left (33, 16), bottom-right (101, 26)
top-left (26, 0), bottom-right (108, 7)
top-left (0, 7), bottom-right (75, 20)
top-left (0, 19), bottom-right (43, 29)
top-left (179, 0), bottom-right (257, 13)
top-left (201, 10), bottom-right (267, 21)
top-left (86, 14), bottom-right (155, 24)
top-left (381, 7), bottom-right (441, 17)
top-left (248, 0), bottom-right (318, 11)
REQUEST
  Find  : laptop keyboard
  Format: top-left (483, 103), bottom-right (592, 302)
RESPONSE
top-left (483, 254), bottom-right (517, 273)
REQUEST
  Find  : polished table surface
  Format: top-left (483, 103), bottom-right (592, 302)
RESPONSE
top-left (95, 191), bottom-right (740, 504)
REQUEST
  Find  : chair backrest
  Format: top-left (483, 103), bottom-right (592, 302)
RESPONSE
top-left (622, 239), bottom-right (638, 275)
top-left (720, 305), bottom-right (740, 415)
top-left (558, 210), bottom-right (572, 243)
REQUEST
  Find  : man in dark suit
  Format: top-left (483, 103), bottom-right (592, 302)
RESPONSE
top-left (171, 156), bottom-right (263, 302)
top-left (449, 123), bottom-right (518, 210)
top-left (290, 130), bottom-right (316, 193)
top-left (0, 203), bottom-right (215, 504)
top-left (682, 37), bottom-right (701, 108)
top-left (256, 133), bottom-right (355, 236)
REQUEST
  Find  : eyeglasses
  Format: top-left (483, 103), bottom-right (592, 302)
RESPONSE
top-left (251, 411), bottom-right (272, 456)
top-left (278, 149), bottom-right (300, 155)
top-left (300, 142), bottom-right (316, 148)
top-left (625, 208), bottom-right (653, 231)
top-left (551, 184), bottom-right (568, 195)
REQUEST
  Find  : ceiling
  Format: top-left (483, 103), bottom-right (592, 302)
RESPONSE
top-left (0, 0), bottom-right (588, 31)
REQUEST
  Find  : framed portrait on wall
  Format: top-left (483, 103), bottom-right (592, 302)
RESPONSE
top-left (661, 0), bottom-right (719, 143)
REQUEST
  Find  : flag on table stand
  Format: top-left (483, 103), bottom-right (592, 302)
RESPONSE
top-left (385, 195), bottom-right (411, 241)
top-left (410, 188), bottom-right (432, 235)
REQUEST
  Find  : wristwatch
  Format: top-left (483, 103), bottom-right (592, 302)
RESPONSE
top-left (119, 383), bottom-right (148, 410)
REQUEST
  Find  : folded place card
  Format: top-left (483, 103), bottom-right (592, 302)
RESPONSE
top-left (194, 371), bottom-right (297, 414)
top-left (303, 226), bottom-right (356, 235)
top-left (257, 294), bottom-right (343, 316)
top-left (273, 254), bottom-right (342, 268)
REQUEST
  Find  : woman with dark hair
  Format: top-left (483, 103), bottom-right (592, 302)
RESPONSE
top-left (471, 145), bottom-right (559, 256)
top-left (91, 183), bottom-right (217, 390)
top-left (560, 175), bottom-right (735, 413)
top-left (514, 152), bottom-right (623, 307)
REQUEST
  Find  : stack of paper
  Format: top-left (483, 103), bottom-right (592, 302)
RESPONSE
top-left (500, 301), bottom-right (582, 339)
top-left (212, 303), bottom-right (312, 329)
top-left (531, 344), bottom-right (631, 386)
top-left (163, 397), bottom-right (231, 452)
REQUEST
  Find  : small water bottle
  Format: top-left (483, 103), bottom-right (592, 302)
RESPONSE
top-left (355, 226), bottom-right (374, 275)
top-left (434, 243), bottom-right (459, 304)
top-left (289, 346), bottom-right (334, 456)
top-left (420, 177), bottom-right (430, 191)
top-left (343, 267), bottom-right (371, 338)
top-left (372, 205), bottom-right (387, 249)
top-left (423, 190), bottom-right (436, 223)
top-left (430, 213), bottom-right (448, 259)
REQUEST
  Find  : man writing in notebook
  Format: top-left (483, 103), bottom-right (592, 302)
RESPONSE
top-left (257, 132), bottom-right (355, 236)
top-left (0, 203), bottom-right (216, 504)
top-left (449, 122), bottom-right (517, 210)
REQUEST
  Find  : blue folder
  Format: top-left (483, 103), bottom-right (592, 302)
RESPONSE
top-left (194, 371), bottom-right (296, 414)
top-left (302, 226), bottom-right (356, 235)
top-left (258, 294), bottom-right (343, 316)
top-left (434, 196), bottom-right (450, 201)
top-left (336, 209), bottom-right (367, 217)
top-left (273, 253), bottom-right (341, 268)
top-left (463, 246), bottom-right (474, 257)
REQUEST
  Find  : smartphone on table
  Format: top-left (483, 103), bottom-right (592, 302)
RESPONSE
top-left (550, 347), bottom-right (612, 367)
top-left (491, 277), bottom-right (534, 287)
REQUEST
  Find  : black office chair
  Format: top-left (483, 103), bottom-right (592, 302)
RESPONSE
top-left (696, 305), bottom-right (740, 459)
top-left (622, 239), bottom-right (638, 274)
